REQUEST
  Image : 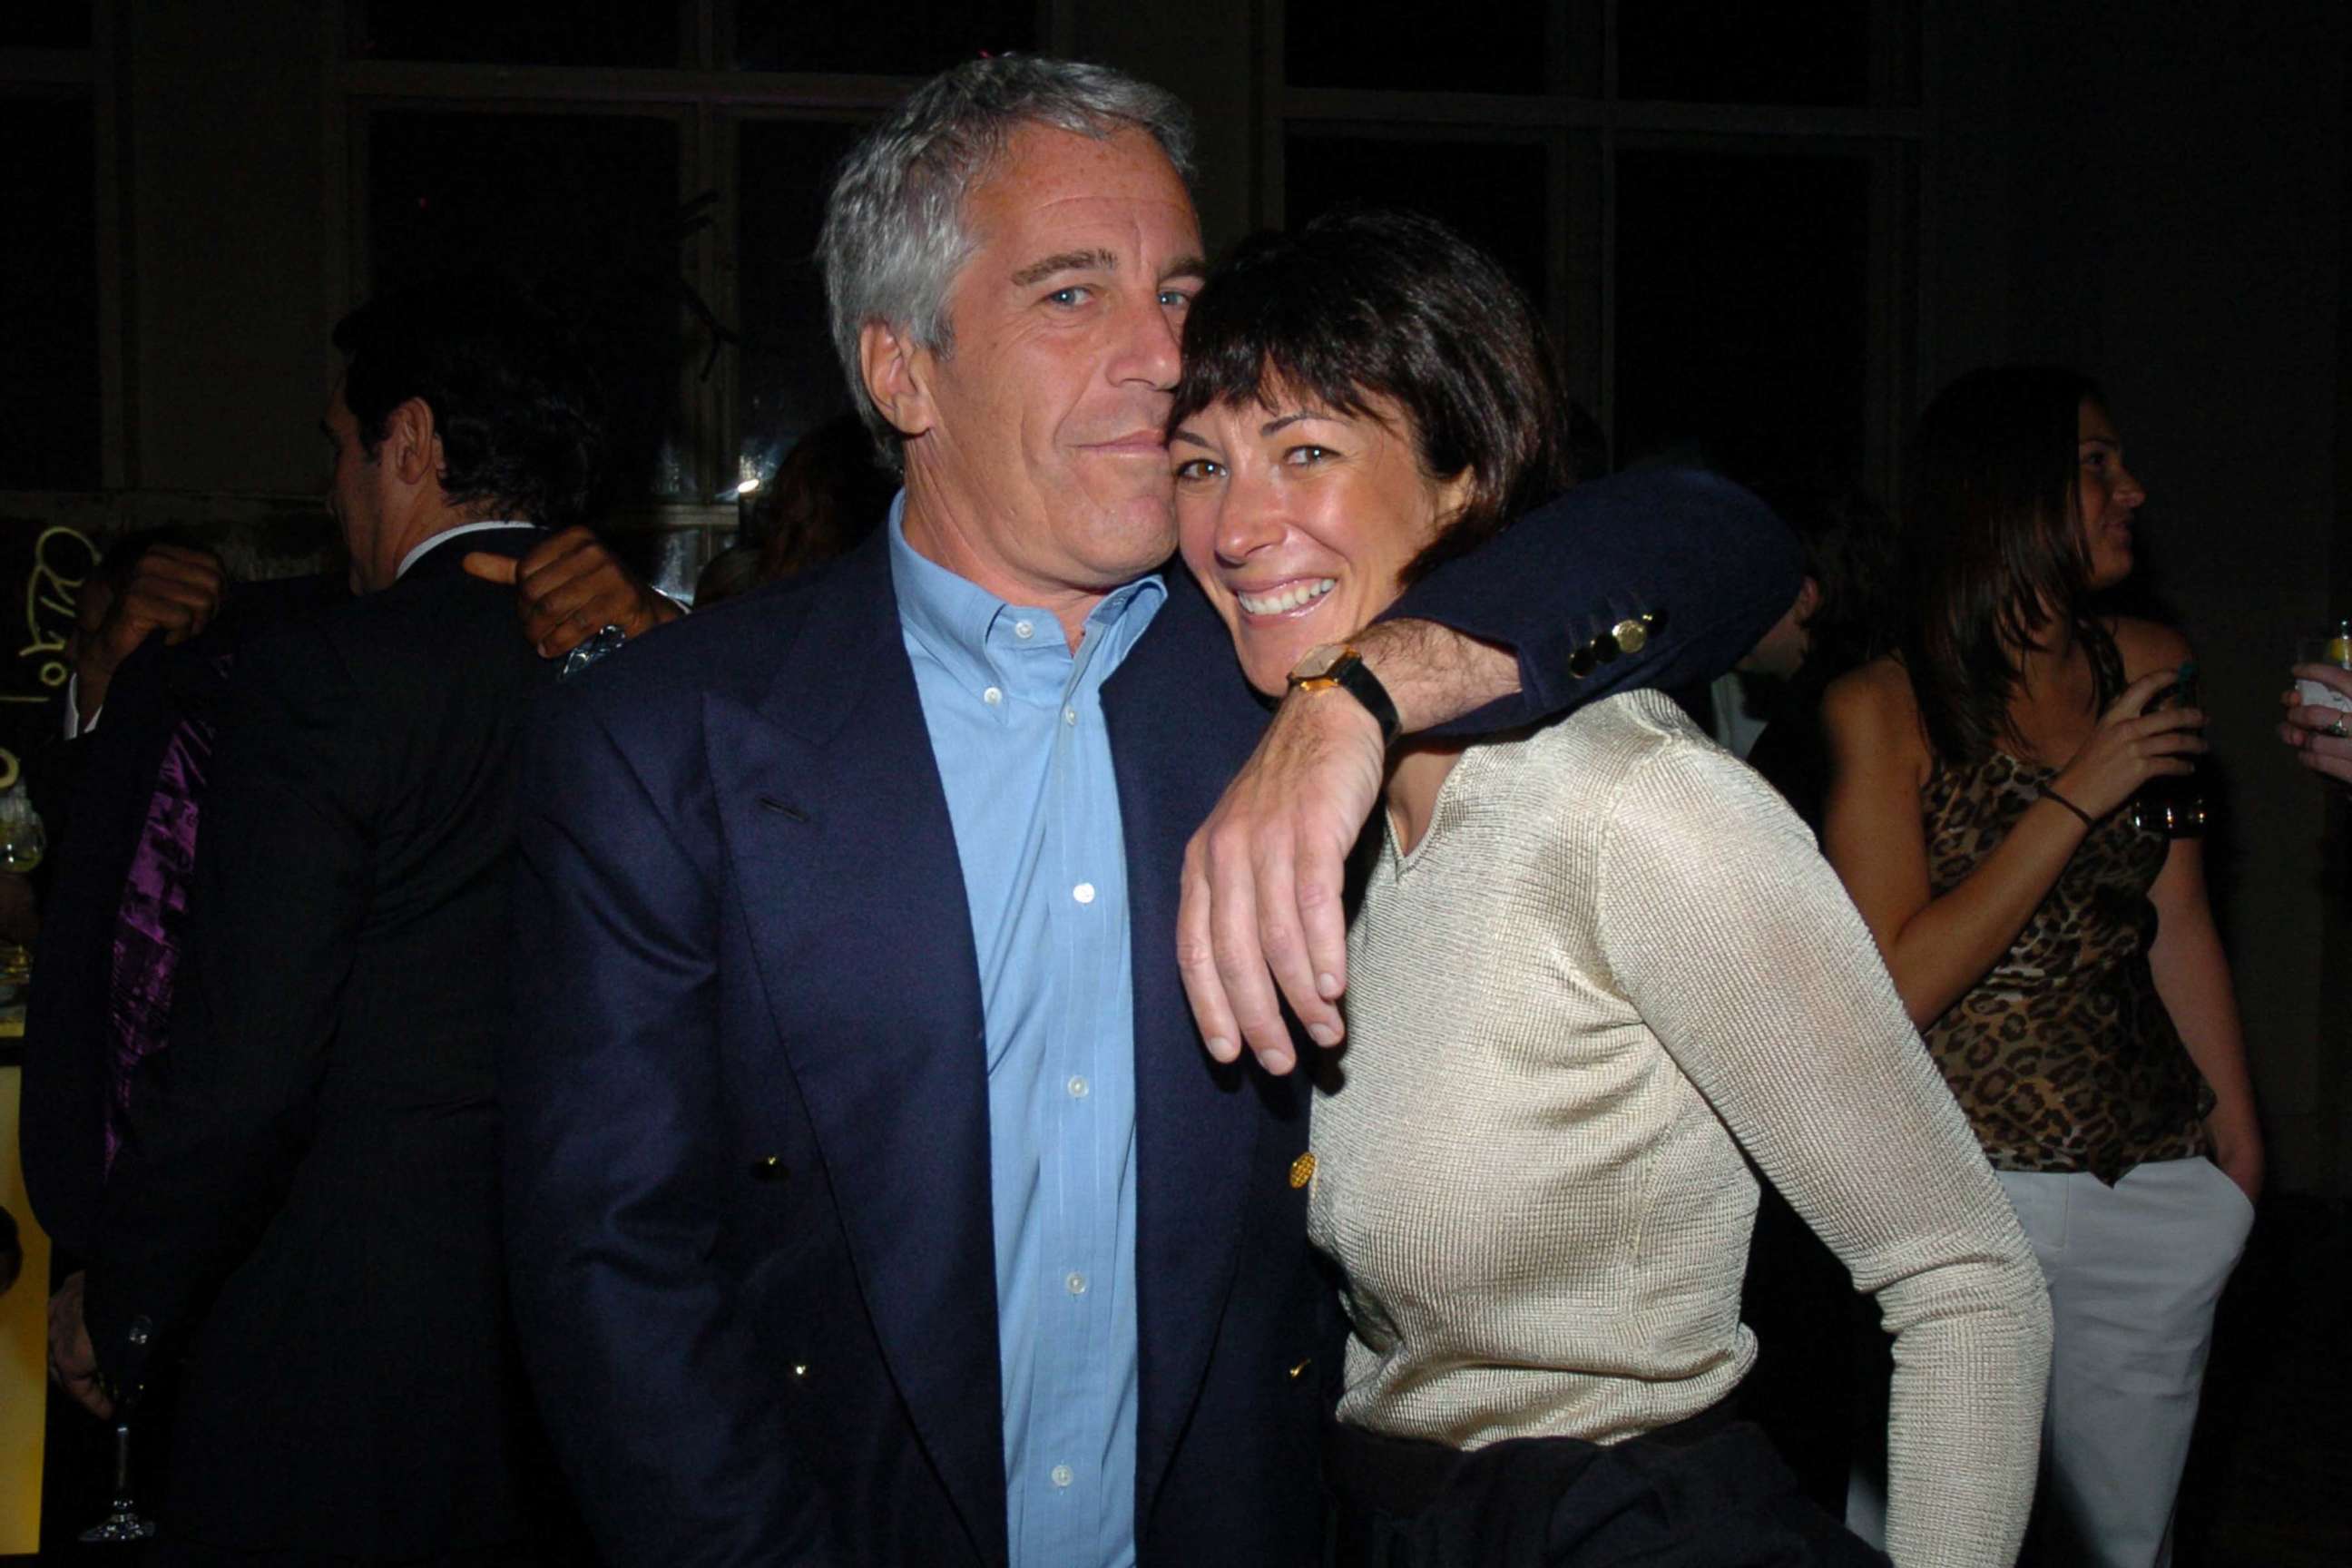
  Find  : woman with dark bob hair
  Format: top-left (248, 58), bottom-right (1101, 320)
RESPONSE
top-left (1168, 206), bottom-right (2051, 1568)
top-left (1818, 367), bottom-right (2259, 1567)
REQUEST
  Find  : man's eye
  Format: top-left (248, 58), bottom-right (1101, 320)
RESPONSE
top-left (1046, 286), bottom-right (1090, 307)
top-left (1158, 289), bottom-right (1192, 311)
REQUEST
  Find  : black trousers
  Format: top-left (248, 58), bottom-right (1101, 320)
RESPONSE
top-left (1325, 1402), bottom-right (1891, 1568)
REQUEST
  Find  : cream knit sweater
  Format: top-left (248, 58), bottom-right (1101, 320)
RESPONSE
top-left (1310, 691), bottom-right (2051, 1568)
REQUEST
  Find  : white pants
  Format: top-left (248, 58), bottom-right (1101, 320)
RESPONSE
top-left (1847, 1157), bottom-right (2251, 1568)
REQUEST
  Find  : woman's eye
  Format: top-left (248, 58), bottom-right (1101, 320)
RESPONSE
top-left (1285, 445), bottom-right (1334, 466)
top-left (1173, 457), bottom-right (1223, 482)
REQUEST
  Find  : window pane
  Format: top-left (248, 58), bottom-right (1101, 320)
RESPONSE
top-left (1286, 0), bottom-right (1551, 94)
top-left (366, 111), bottom-right (691, 499)
top-left (1618, 1), bottom-right (1874, 107)
top-left (0, 93), bottom-right (101, 489)
top-left (1284, 132), bottom-right (1551, 320)
top-left (733, 0), bottom-right (1036, 76)
top-left (735, 119), bottom-right (869, 484)
top-left (351, 0), bottom-right (681, 68)
top-left (1612, 149), bottom-right (1872, 494)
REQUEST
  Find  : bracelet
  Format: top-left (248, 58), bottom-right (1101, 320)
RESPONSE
top-left (2038, 783), bottom-right (2096, 828)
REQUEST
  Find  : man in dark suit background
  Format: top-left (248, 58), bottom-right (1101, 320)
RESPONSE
top-left (505, 55), bottom-right (1801, 1567)
top-left (46, 279), bottom-right (612, 1565)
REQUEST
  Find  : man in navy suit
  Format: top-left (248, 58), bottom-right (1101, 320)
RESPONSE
top-left (505, 55), bottom-right (1801, 1568)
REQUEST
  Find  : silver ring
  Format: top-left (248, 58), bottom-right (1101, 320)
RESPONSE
top-left (2328, 717), bottom-right (2350, 740)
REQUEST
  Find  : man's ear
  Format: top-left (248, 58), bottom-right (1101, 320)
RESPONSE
top-left (1793, 574), bottom-right (1824, 625)
top-left (858, 321), bottom-right (936, 441)
top-left (382, 397), bottom-right (442, 490)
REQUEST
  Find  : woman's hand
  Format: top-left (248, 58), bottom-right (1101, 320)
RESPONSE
top-left (2278, 662), bottom-right (2352, 787)
top-left (2207, 1098), bottom-right (2265, 1204)
top-left (2050, 667), bottom-right (2207, 818)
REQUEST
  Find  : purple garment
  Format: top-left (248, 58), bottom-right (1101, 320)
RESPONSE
top-left (100, 654), bottom-right (230, 1170)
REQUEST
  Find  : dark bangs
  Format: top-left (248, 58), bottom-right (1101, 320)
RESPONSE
top-left (1171, 207), bottom-right (1571, 583)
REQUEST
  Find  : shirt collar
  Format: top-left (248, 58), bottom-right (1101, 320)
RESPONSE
top-left (887, 492), bottom-right (1165, 698)
top-left (397, 519), bottom-right (543, 582)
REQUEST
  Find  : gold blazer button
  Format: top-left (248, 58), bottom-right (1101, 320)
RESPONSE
top-left (1611, 616), bottom-right (1651, 655)
top-left (1289, 1152), bottom-right (1317, 1189)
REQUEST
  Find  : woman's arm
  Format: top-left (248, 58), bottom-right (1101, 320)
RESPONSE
top-left (1598, 738), bottom-right (2050, 1568)
top-left (2146, 836), bottom-right (2263, 1200)
top-left (1819, 657), bottom-right (2197, 1026)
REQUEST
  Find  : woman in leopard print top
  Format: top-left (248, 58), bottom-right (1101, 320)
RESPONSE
top-left (1818, 366), bottom-right (2259, 1568)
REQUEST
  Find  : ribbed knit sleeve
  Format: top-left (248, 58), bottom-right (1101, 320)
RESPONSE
top-left (1592, 713), bottom-right (2051, 1568)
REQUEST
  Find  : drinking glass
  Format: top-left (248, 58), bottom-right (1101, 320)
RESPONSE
top-left (2130, 662), bottom-right (2207, 838)
top-left (2293, 622), bottom-right (2352, 714)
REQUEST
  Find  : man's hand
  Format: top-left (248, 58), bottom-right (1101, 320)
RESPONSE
top-left (75, 544), bottom-right (225, 725)
top-left (1178, 686), bottom-right (1387, 1074)
top-left (464, 526), bottom-right (683, 660)
top-left (46, 1271), bottom-right (114, 1420)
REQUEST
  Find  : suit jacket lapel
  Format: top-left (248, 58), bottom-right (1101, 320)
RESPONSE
top-left (702, 540), bottom-right (1007, 1563)
top-left (1107, 576), bottom-right (1273, 1524)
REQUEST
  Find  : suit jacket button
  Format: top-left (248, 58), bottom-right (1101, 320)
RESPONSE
top-left (1611, 616), bottom-right (1651, 655)
top-left (1568, 646), bottom-right (1596, 679)
top-left (128, 1316), bottom-right (152, 1348)
top-left (750, 1156), bottom-right (787, 1182)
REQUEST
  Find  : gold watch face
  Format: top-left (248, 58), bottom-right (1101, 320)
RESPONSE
top-left (1288, 642), bottom-right (1355, 685)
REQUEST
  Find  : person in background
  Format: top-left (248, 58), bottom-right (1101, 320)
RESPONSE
top-left (1818, 365), bottom-right (2259, 1568)
top-left (46, 279), bottom-right (639, 1565)
top-left (1740, 487), bottom-right (1896, 830)
top-left (750, 409), bottom-right (897, 583)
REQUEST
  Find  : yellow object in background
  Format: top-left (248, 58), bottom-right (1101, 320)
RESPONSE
top-left (1, 1064), bottom-right (49, 1552)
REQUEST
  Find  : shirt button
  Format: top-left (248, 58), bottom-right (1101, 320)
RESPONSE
top-left (1065, 1270), bottom-right (1087, 1296)
top-left (1073, 882), bottom-right (1095, 905)
top-left (1014, 619), bottom-right (1034, 640)
top-left (1067, 1074), bottom-right (1089, 1099)
top-left (1051, 1464), bottom-right (1073, 1488)
top-left (1063, 706), bottom-right (1078, 725)
top-left (982, 686), bottom-right (1003, 707)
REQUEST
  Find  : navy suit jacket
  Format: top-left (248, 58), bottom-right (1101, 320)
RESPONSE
top-left (505, 469), bottom-right (1800, 1567)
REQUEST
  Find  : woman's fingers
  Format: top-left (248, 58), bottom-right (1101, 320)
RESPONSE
top-left (2103, 667), bottom-right (2183, 722)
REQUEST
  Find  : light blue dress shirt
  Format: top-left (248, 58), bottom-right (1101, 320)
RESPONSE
top-left (888, 499), bottom-right (1164, 1568)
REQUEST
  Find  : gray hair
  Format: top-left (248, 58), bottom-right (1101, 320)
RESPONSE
top-left (817, 55), bottom-right (1196, 466)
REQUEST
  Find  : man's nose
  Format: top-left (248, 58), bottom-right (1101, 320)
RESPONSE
top-left (1112, 293), bottom-right (1183, 391)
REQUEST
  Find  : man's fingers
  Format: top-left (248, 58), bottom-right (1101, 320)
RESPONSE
top-left (1205, 828), bottom-right (1294, 1074)
top-left (1248, 843), bottom-right (1332, 1054)
top-left (1252, 828), bottom-right (1354, 1052)
top-left (1177, 838), bottom-right (1242, 1064)
top-left (462, 550), bottom-right (521, 586)
top-left (1292, 829), bottom-right (1350, 1006)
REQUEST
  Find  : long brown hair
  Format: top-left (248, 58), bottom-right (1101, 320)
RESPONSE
top-left (1897, 365), bottom-right (2118, 764)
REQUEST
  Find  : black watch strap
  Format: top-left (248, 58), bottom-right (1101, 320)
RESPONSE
top-left (1289, 647), bottom-right (1402, 747)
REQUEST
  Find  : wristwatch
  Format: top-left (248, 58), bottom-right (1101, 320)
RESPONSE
top-left (1287, 643), bottom-right (1401, 748)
